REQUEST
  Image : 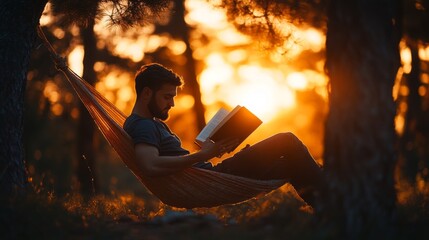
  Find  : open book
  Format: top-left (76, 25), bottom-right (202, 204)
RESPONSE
top-left (195, 105), bottom-right (262, 151)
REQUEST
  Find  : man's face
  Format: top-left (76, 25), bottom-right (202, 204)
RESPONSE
top-left (148, 84), bottom-right (177, 120)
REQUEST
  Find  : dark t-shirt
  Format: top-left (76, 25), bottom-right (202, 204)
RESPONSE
top-left (123, 114), bottom-right (190, 156)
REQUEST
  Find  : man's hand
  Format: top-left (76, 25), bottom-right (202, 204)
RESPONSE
top-left (200, 138), bottom-right (239, 158)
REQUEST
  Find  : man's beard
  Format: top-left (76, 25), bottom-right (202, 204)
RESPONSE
top-left (148, 96), bottom-right (169, 120)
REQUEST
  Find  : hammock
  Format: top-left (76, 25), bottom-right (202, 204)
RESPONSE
top-left (37, 26), bottom-right (286, 209)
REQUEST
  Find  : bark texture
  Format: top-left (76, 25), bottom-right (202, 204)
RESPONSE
top-left (0, 0), bottom-right (47, 197)
top-left (323, 0), bottom-right (401, 238)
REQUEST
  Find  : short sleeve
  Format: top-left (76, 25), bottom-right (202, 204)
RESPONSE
top-left (123, 116), bottom-right (160, 149)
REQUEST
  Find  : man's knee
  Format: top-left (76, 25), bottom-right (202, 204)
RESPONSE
top-left (274, 132), bottom-right (315, 165)
top-left (273, 132), bottom-right (302, 145)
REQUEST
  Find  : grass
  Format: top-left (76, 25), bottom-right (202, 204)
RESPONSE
top-left (1, 184), bottom-right (428, 240)
top-left (0, 185), bottom-right (318, 239)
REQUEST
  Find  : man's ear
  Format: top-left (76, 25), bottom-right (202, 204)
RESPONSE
top-left (141, 87), bottom-right (153, 100)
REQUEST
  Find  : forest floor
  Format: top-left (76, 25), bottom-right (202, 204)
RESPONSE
top-left (1, 184), bottom-right (429, 240)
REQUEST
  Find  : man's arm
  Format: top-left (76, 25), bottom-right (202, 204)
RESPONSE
top-left (135, 139), bottom-right (238, 177)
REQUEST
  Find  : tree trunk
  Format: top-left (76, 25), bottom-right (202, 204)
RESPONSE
top-left (153, 0), bottom-right (206, 131)
top-left (174, 0), bottom-right (206, 131)
top-left (399, 38), bottom-right (422, 183)
top-left (77, 19), bottom-right (98, 196)
top-left (323, 0), bottom-right (401, 238)
top-left (0, 0), bottom-right (47, 197)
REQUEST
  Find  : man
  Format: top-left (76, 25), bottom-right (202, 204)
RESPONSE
top-left (124, 63), bottom-right (324, 206)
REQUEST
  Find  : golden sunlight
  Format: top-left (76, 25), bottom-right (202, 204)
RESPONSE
top-left (53, 28), bottom-right (65, 39)
top-left (419, 45), bottom-right (429, 61)
top-left (39, 3), bottom-right (52, 26)
top-left (300, 28), bottom-right (325, 52)
top-left (183, 0), bottom-right (327, 124)
top-left (176, 95), bottom-right (195, 110)
top-left (287, 72), bottom-right (308, 90)
top-left (44, 86), bottom-right (59, 103)
top-left (395, 110), bottom-right (406, 136)
top-left (418, 85), bottom-right (427, 97)
top-left (199, 54), bottom-right (297, 122)
top-left (94, 13), bottom-right (165, 62)
top-left (51, 103), bottom-right (64, 116)
top-left (185, 0), bottom-right (228, 29)
top-left (217, 28), bottom-right (251, 46)
top-left (235, 65), bottom-right (295, 119)
top-left (115, 38), bottom-right (146, 62)
top-left (95, 70), bottom-right (135, 115)
top-left (168, 39), bottom-right (187, 55)
top-left (145, 35), bottom-right (170, 53)
top-left (68, 45), bottom-right (84, 76)
top-left (422, 73), bottom-right (429, 86)
top-left (400, 41), bottom-right (412, 74)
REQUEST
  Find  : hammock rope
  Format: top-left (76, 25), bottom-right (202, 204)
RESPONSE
top-left (36, 26), bottom-right (286, 208)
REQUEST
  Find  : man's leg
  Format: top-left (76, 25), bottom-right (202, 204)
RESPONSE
top-left (212, 132), bottom-right (324, 206)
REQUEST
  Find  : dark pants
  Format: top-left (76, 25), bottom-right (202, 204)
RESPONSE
top-left (211, 132), bottom-right (324, 206)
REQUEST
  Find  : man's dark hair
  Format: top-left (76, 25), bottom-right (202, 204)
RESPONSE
top-left (134, 63), bottom-right (183, 98)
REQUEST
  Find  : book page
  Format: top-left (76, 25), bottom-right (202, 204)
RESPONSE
top-left (195, 108), bottom-right (229, 145)
top-left (209, 105), bottom-right (241, 137)
top-left (209, 106), bottom-right (262, 151)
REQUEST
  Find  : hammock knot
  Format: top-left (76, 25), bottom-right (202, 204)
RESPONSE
top-left (53, 55), bottom-right (68, 71)
top-left (36, 25), bottom-right (68, 71)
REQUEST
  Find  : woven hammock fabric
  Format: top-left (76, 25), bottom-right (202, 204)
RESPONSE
top-left (37, 27), bottom-right (286, 208)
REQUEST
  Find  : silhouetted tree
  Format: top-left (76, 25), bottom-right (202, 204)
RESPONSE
top-left (0, 0), bottom-right (47, 197)
top-left (78, 18), bottom-right (98, 196)
top-left (323, 0), bottom-right (401, 238)
top-left (398, 37), bottom-right (422, 183)
top-left (172, 0), bottom-right (206, 131)
top-left (398, 0), bottom-right (429, 184)
top-left (149, 0), bottom-right (207, 131)
top-left (0, 0), bottom-right (171, 197)
top-left (217, 0), bottom-right (326, 51)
